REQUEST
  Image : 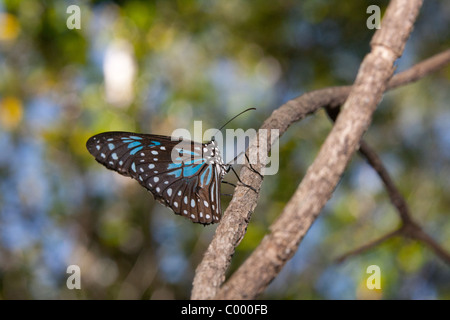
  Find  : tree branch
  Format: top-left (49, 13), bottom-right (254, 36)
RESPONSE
top-left (212, 0), bottom-right (423, 300)
top-left (190, 1), bottom-right (450, 299)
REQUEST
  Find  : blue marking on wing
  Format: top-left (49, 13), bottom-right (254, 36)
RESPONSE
top-left (167, 169), bottom-right (182, 178)
top-left (167, 157), bottom-right (206, 179)
top-left (129, 136), bottom-right (143, 140)
top-left (168, 163), bottom-right (183, 170)
top-left (200, 165), bottom-right (212, 186)
top-left (149, 141), bottom-right (161, 146)
top-left (127, 141), bottom-right (141, 149)
top-left (183, 163), bottom-right (204, 176)
top-left (131, 162), bottom-right (136, 172)
top-left (130, 146), bottom-right (143, 155)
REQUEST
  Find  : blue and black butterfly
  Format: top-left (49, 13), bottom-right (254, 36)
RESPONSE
top-left (86, 132), bottom-right (228, 224)
top-left (86, 109), bottom-right (256, 225)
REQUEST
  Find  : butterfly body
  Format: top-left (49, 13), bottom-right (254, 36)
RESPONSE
top-left (86, 131), bottom-right (227, 224)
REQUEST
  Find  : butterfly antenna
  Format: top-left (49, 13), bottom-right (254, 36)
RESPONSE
top-left (212, 108), bottom-right (256, 138)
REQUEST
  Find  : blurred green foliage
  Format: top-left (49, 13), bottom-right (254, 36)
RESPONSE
top-left (0, 0), bottom-right (449, 299)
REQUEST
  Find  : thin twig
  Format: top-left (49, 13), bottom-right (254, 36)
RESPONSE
top-left (402, 222), bottom-right (450, 265)
top-left (335, 228), bottom-right (402, 263)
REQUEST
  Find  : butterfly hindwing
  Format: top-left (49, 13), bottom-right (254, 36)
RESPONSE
top-left (86, 131), bottom-right (224, 224)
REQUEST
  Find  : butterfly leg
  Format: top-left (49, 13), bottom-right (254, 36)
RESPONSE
top-left (229, 166), bottom-right (258, 193)
top-left (224, 149), bottom-right (263, 180)
top-left (221, 181), bottom-right (238, 197)
top-left (245, 153), bottom-right (264, 179)
top-left (222, 180), bottom-right (237, 188)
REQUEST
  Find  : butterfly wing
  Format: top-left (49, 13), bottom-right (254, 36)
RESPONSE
top-left (86, 131), bottom-right (223, 224)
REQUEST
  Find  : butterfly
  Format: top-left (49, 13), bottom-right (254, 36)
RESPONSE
top-left (86, 132), bottom-right (228, 224)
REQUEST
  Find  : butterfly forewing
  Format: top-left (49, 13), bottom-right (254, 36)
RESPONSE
top-left (86, 131), bottom-right (224, 224)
